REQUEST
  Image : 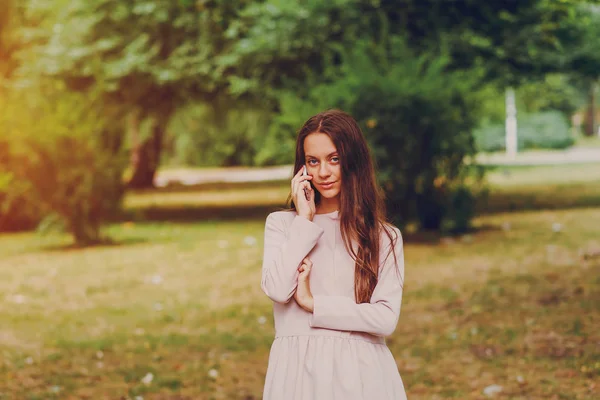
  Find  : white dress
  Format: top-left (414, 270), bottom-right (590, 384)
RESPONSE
top-left (261, 210), bottom-right (407, 399)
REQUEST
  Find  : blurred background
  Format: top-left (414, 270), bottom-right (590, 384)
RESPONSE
top-left (1, 0), bottom-right (599, 399)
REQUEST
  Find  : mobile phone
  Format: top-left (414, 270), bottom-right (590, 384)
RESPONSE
top-left (302, 165), bottom-right (310, 201)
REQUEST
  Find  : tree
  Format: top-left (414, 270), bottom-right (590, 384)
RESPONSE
top-left (21, 0), bottom-right (228, 187)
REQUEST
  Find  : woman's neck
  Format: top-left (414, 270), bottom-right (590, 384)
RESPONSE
top-left (316, 196), bottom-right (339, 214)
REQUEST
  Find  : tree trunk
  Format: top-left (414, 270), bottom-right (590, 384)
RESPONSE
top-left (584, 81), bottom-right (597, 137)
top-left (70, 209), bottom-right (101, 246)
top-left (128, 114), bottom-right (168, 189)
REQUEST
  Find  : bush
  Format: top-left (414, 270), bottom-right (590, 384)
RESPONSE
top-left (0, 85), bottom-right (127, 244)
top-left (474, 111), bottom-right (575, 152)
top-left (267, 38), bottom-right (486, 231)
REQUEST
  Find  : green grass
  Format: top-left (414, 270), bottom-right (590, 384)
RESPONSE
top-left (481, 163), bottom-right (600, 214)
top-left (1, 222), bottom-right (273, 399)
top-left (1, 164), bottom-right (600, 399)
top-left (485, 163), bottom-right (600, 186)
top-left (575, 134), bottom-right (600, 148)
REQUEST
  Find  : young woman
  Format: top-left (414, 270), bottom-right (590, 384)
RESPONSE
top-left (260, 109), bottom-right (407, 399)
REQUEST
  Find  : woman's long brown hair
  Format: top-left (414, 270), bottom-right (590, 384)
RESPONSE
top-left (288, 109), bottom-right (399, 303)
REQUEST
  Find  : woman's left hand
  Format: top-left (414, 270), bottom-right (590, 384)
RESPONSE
top-left (294, 257), bottom-right (314, 312)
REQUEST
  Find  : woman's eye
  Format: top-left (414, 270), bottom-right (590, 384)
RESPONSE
top-left (308, 159), bottom-right (318, 165)
top-left (331, 157), bottom-right (340, 163)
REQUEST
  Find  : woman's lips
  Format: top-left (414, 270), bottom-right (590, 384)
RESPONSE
top-left (319, 181), bottom-right (335, 189)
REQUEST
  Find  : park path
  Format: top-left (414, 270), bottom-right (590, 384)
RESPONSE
top-left (155, 147), bottom-right (600, 187)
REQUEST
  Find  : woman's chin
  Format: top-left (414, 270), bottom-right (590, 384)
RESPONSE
top-left (317, 190), bottom-right (340, 199)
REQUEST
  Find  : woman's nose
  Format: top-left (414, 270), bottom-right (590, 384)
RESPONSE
top-left (318, 163), bottom-right (331, 177)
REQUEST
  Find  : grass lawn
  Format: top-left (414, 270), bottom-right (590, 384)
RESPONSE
top-left (1, 164), bottom-right (600, 399)
top-left (575, 134), bottom-right (600, 148)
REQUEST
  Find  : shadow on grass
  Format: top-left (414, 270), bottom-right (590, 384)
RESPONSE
top-left (120, 204), bottom-right (285, 224)
top-left (477, 187), bottom-right (600, 215)
top-left (40, 236), bottom-right (150, 252)
top-left (401, 224), bottom-right (501, 244)
top-left (118, 202), bottom-right (503, 245)
top-left (132, 179), bottom-right (290, 194)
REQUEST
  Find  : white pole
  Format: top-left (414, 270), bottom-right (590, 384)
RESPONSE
top-left (595, 81), bottom-right (600, 138)
top-left (505, 87), bottom-right (518, 158)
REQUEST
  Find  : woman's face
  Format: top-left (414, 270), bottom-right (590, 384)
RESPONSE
top-left (303, 133), bottom-right (342, 200)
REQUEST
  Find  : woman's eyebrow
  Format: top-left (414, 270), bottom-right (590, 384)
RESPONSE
top-left (305, 152), bottom-right (338, 158)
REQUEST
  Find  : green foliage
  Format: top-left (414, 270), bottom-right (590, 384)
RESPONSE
top-left (474, 111), bottom-right (575, 153)
top-left (563, 3), bottom-right (600, 80)
top-left (354, 68), bottom-right (484, 231)
top-left (353, 0), bottom-right (587, 85)
top-left (220, 0), bottom-right (357, 95)
top-left (167, 99), bottom-right (272, 167)
top-left (0, 84), bottom-right (127, 244)
top-left (518, 74), bottom-right (586, 118)
top-left (25, 0), bottom-right (209, 100)
top-left (0, 141), bottom-right (44, 232)
top-left (254, 91), bottom-right (324, 166)
top-left (0, 0), bottom-right (23, 83)
top-left (23, 0), bottom-right (349, 104)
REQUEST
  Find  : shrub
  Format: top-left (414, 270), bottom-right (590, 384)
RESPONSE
top-left (520, 112), bottom-right (575, 150)
top-left (352, 71), bottom-right (482, 230)
top-left (0, 85), bottom-right (127, 244)
top-left (474, 111), bottom-right (575, 152)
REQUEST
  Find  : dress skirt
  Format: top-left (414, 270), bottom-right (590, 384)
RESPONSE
top-left (263, 334), bottom-right (407, 400)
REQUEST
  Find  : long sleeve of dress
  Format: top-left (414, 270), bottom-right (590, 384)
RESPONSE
top-left (261, 213), bottom-right (324, 304)
top-left (309, 229), bottom-right (404, 337)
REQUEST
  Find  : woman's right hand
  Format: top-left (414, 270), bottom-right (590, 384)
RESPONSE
top-left (292, 166), bottom-right (315, 221)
